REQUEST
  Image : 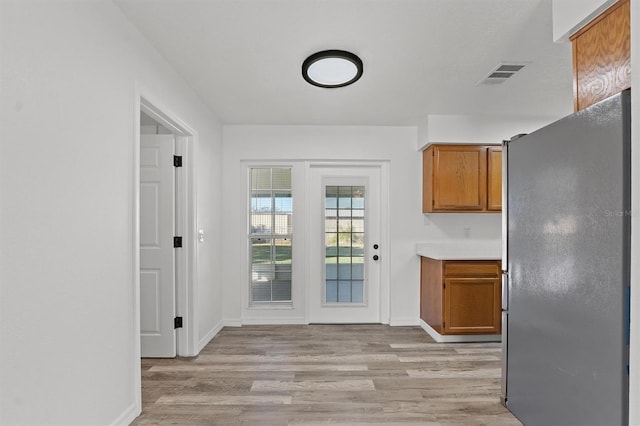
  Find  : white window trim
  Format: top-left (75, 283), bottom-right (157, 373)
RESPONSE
top-left (242, 162), bottom-right (303, 313)
top-left (248, 167), bottom-right (293, 305)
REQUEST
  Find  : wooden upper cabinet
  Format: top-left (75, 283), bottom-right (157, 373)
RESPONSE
top-left (571, 0), bottom-right (630, 111)
top-left (432, 145), bottom-right (486, 211)
top-left (487, 147), bottom-right (502, 211)
top-left (423, 144), bottom-right (501, 213)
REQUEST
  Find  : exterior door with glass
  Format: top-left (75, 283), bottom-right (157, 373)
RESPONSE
top-left (308, 166), bottom-right (381, 323)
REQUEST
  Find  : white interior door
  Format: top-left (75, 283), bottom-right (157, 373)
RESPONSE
top-left (140, 134), bottom-right (176, 357)
top-left (308, 165), bottom-right (382, 323)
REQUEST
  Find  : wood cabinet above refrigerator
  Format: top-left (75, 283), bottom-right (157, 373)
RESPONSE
top-left (571, 0), bottom-right (630, 111)
top-left (422, 144), bottom-right (501, 213)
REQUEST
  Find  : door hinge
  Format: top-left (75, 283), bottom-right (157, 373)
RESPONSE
top-left (173, 155), bottom-right (183, 167)
top-left (173, 236), bottom-right (183, 248)
top-left (174, 316), bottom-right (183, 329)
top-left (432, 199), bottom-right (435, 207)
top-left (443, 282), bottom-right (446, 289)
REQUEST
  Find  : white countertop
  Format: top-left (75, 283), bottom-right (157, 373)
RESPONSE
top-left (416, 240), bottom-right (502, 260)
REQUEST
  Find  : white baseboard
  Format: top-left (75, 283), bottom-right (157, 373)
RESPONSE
top-left (111, 401), bottom-right (139, 426)
top-left (198, 319), bottom-right (224, 353)
top-left (223, 318), bottom-right (242, 327)
top-left (241, 317), bottom-right (307, 325)
top-left (419, 319), bottom-right (501, 343)
top-left (389, 317), bottom-right (420, 327)
top-left (223, 317), bottom-right (422, 328)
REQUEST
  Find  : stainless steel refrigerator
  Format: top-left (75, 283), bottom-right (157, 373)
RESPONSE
top-left (501, 89), bottom-right (631, 426)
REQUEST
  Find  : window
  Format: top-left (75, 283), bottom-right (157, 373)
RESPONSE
top-left (324, 185), bottom-right (365, 303)
top-left (249, 168), bottom-right (292, 304)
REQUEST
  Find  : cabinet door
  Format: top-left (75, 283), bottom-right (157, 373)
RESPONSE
top-left (432, 145), bottom-right (486, 211)
top-left (422, 147), bottom-right (434, 213)
top-left (443, 277), bottom-right (501, 334)
top-left (487, 147), bottom-right (502, 211)
top-left (571, 0), bottom-right (630, 111)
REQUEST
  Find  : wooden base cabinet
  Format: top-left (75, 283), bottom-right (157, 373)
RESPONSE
top-left (420, 257), bottom-right (501, 335)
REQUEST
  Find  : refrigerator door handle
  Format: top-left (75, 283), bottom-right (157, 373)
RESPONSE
top-left (501, 139), bottom-right (509, 268)
top-left (502, 272), bottom-right (509, 311)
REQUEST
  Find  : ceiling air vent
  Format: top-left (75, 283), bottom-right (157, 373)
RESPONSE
top-left (478, 62), bottom-right (529, 85)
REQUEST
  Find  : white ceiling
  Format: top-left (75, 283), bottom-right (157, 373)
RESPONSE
top-left (115, 0), bottom-right (574, 126)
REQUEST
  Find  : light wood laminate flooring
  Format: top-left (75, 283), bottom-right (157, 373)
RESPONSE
top-left (133, 325), bottom-right (522, 425)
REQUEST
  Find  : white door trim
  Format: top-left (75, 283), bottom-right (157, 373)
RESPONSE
top-left (304, 161), bottom-right (390, 324)
top-left (132, 85), bottom-right (199, 411)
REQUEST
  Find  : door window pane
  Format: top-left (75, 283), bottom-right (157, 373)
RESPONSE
top-left (338, 264), bottom-right (352, 279)
top-left (326, 281), bottom-right (338, 303)
top-left (324, 185), bottom-right (365, 304)
top-left (338, 281), bottom-right (352, 302)
top-left (351, 281), bottom-right (364, 303)
top-left (352, 264), bottom-right (364, 280)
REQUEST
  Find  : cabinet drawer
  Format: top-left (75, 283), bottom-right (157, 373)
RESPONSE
top-left (444, 261), bottom-right (500, 277)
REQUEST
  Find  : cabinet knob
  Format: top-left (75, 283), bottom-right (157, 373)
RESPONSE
top-left (373, 255), bottom-right (379, 261)
top-left (373, 244), bottom-right (379, 250)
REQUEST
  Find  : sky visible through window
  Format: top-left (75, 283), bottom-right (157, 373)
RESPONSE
top-left (252, 197), bottom-right (292, 212)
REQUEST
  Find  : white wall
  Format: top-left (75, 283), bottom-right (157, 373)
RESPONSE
top-left (552, 0), bottom-right (616, 41)
top-left (0, 1), bottom-right (223, 425)
top-left (222, 125), bottom-right (502, 327)
top-left (422, 114), bottom-right (565, 150)
top-left (196, 121), bottom-right (225, 351)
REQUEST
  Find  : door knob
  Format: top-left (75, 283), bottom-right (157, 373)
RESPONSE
top-left (373, 255), bottom-right (379, 261)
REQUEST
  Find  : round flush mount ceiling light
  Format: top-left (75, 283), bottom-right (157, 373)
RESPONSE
top-left (302, 50), bottom-right (363, 88)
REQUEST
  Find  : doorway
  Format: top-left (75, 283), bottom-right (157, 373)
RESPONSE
top-left (134, 95), bottom-right (198, 363)
top-left (307, 164), bottom-right (388, 323)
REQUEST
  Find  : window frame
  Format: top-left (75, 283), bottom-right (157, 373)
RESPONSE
top-left (247, 167), bottom-right (293, 306)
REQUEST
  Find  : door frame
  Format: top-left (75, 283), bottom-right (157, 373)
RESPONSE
top-left (132, 87), bottom-right (199, 410)
top-left (304, 161), bottom-right (390, 324)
